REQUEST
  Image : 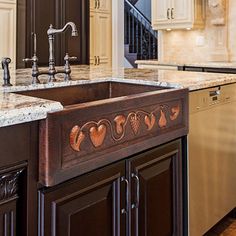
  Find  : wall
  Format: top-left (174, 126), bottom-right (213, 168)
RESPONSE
top-left (112, 0), bottom-right (124, 68)
top-left (160, 0), bottom-right (236, 63)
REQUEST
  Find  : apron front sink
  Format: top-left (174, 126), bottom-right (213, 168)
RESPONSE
top-left (17, 81), bottom-right (189, 186)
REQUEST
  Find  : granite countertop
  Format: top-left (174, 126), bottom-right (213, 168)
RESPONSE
top-left (135, 60), bottom-right (236, 69)
top-left (1, 65), bottom-right (236, 128)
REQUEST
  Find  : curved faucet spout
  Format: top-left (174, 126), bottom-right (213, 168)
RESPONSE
top-left (47, 22), bottom-right (78, 37)
top-left (47, 21), bottom-right (78, 83)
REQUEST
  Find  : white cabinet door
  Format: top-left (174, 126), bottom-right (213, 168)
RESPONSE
top-left (97, 0), bottom-right (111, 14)
top-left (90, 0), bottom-right (96, 11)
top-left (96, 12), bottom-right (111, 67)
top-left (152, 0), bottom-right (171, 26)
top-left (0, 1), bottom-right (16, 68)
top-left (90, 0), bottom-right (112, 67)
top-left (152, 0), bottom-right (204, 30)
top-left (90, 10), bottom-right (96, 65)
top-left (171, 0), bottom-right (191, 24)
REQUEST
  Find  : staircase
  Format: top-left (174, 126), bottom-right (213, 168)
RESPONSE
top-left (124, 0), bottom-right (158, 68)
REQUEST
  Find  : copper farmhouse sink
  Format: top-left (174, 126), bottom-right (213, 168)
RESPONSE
top-left (17, 81), bottom-right (189, 186)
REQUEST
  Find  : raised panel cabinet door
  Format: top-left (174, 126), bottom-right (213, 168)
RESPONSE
top-left (96, 12), bottom-right (112, 67)
top-left (90, 0), bottom-right (96, 11)
top-left (89, 10), bottom-right (97, 65)
top-left (152, 0), bottom-right (171, 28)
top-left (97, 0), bottom-right (111, 14)
top-left (0, 166), bottom-right (26, 236)
top-left (39, 161), bottom-right (126, 236)
top-left (0, 1), bottom-right (16, 68)
top-left (129, 140), bottom-right (183, 236)
top-left (171, 0), bottom-right (191, 24)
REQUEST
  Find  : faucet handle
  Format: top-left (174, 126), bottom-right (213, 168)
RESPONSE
top-left (1, 57), bottom-right (12, 87)
top-left (64, 53), bottom-right (78, 62)
top-left (64, 53), bottom-right (78, 81)
top-left (23, 55), bottom-right (40, 84)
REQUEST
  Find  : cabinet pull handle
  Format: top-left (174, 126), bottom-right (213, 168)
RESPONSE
top-left (95, 0), bottom-right (98, 9)
top-left (171, 8), bottom-right (174, 19)
top-left (167, 8), bottom-right (170, 19)
top-left (131, 173), bottom-right (140, 209)
top-left (97, 0), bottom-right (100, 9)
top-left (94, 56), bottom-right (97, 65)
top-left (121, 176), bottom-right (129, 215)
top-left (98, 56), bottom-right (100, 65)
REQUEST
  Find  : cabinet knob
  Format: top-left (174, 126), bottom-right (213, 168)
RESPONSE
top-left (171, 8), bottom-right (174, 19)
top-left (131, 173), bottom-right (140, 209)
top-left (121, 176), bottom-right (129, 215)
top-left (167, 8), bottom-right (171, 19)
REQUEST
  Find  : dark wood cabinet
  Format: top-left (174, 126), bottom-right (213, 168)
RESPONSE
top-left (129, 140), bottom-right (183, 236)
top-left (39, 139), bottom-right (184, 236)
top-left (0, 122), bottom-right (186, 235)
top-left (0, 123), bottom-right (39, 236)
top-left (17, 0), bottom-right (89, 68)
top-left (0, 165), bottom-right (26, 236)
top-left (39, 161), bottom-right (127, 236)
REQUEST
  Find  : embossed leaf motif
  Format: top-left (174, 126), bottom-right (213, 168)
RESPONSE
top-left (159, 110), bottom-right (167, 128)
top-left (170, 104), bottom-right (180, 121)
top-left (130, 114), bottom-right (141, 135)
top-left (114, 115), bottom-right (126, 135)
top-left (90, 124), bottom-right (107, 148)
top-left (70, 126), bottom-right (85, 152)
top-left (145, 114), bottom-right (156, 130)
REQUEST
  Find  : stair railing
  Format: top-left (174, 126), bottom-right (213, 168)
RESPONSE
top-left (124, 0), bottom-right (158, 61)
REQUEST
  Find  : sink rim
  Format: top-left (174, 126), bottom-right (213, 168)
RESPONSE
top-left (14, 79), bottom-right (179, 109)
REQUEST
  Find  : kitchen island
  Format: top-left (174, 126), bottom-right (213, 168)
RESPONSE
top-left (0, 66), bottom-right (236, 236)
top-left (2, 65), bottom-right (236, 127)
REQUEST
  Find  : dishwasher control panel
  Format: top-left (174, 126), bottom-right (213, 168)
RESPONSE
top-left (190, 83), bottom-right (236, 114)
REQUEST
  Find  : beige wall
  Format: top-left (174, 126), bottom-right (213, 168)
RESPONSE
top-left (160, 0), bottom-right (236, 63)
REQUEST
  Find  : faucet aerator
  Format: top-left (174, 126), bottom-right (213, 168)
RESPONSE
top-left (72, 31), bottom-right (78, 37)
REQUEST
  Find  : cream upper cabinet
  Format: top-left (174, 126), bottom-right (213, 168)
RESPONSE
top-left (95, 12), bottom-right (111, 67)
top-left (90, 0), bottom-right (112, 67)
top-left (0, 0), bottom-right (16, 68)
top-left (152, 0), bottom-right (204, 30)
top-left (90, 10), bottom-right (96, 65)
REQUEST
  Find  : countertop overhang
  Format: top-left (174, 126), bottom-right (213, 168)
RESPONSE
top-left (1, 65), bottom-right (236, 127)
top-left (135, 59), bottom-right (236, 69)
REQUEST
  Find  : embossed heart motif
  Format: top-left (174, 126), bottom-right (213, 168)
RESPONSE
top-left (114, 115), bottom-right (126, 134)
top-left (159, 110), bottom-right (167, 128)
top-left (170, 104), bottom-right (180, 121)
top-left (145, 114), bottom-right (156, 130)
top-left (70, 125), bottom-right (85, 152)
top-left (130, 114), bottom-right (140, 135)
top-left (90, 124), bottom-right (107, 148)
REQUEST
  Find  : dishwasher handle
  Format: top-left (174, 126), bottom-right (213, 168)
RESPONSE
top-left (209, 88), bottom-right (221, 97)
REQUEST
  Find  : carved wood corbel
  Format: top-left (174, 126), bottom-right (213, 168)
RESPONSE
top-left (0, 168), bottom-right (24, 204)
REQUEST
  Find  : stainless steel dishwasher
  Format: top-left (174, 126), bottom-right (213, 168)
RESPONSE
top-left (189, 83), bottom-right (236, 236)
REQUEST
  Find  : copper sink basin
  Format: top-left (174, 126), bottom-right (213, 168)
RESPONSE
top-left (17, 81), bottom-right (188, 186)
top-left (17, 81), bottom-right (170, 107)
